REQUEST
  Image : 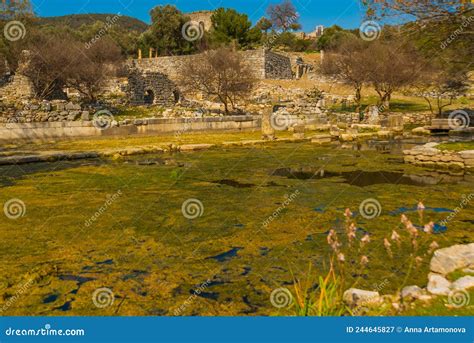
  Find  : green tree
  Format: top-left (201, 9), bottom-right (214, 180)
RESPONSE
top-left (317, 25), bottom-right (356, 50)
top-left (142, 5), bottom-right (198, 56)
top-left (256, 17), bottom-right (272, 33)
top-left (0, 0), bottom-right (35, 72)
top-left (210, 8), bottom-right (261, 49)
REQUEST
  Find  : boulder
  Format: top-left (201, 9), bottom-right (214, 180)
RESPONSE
top-left (311, 134), bottom-right (332, 144)
top-left (41, 102), bottom-right (52, 111)
top-left (424, 142), bottom-right (440, 148)
top-left (81, 111), bottom-right (90, 121)
top-left (180, 144), bottom-right (215, 152)
top-left (401, 285), bottom-right (424, 300)
top-left (377, 131), bottom-right (391, 138)
top-left (430, 243), bottom-right (474, 275)
top-left (451, 276), bottom-right (474, 291)
top-left (427, 273), bottom-right (451, 295)
top-left (65, 102), bottom-right (81, 111)
top-left (412, 127), bottom-right (431, 135)
top-left (340, 134), bottom-right (354, 142)
top-left (459, 150), bottom-right (474, 160)
top-left (343, 288), bottom-right (381, 306)
top-left (67, 111), bottom-right (81, 121)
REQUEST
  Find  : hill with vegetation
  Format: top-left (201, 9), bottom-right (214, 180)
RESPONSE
top-left (36, 14), bottom-right (148, 32)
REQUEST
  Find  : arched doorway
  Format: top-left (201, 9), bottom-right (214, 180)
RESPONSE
top-left (173, 89), bottom-right (180, 104)
top-left (144, 89), bottom-right (154, 104)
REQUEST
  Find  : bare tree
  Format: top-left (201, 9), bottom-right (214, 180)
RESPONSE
top-left (266, 0), bottom-right (301, 32)
top-left (64, 37), bottom-right (123, 102)
top-left (23, 33), bottom-right (123, 101)
top-left (179, 47), bottom-right (256, 115)
top-left (21, 34), bottom-right (73, 99)
top-left (321, 37), bottom-right (368, 113)
top-left (363, 40), bottom-right (422, 109)
top-left (363, 0), bottom-right (472, 25)
top-left (414, 66), bottom-right (469, 117)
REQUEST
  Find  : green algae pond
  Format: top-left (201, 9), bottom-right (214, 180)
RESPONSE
top-left (1, 138), bottom-right (473, 316)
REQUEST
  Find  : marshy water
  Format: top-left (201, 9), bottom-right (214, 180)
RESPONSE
top-left (1, 138), bottom-right (473, 315)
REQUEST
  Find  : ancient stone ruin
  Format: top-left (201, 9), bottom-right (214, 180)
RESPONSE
top-left (127, 67), bottom-right (180, 106)
top-left (187, 11), bottom-right (213, 32)
top-left (132, 49), bottom-right (293, 82)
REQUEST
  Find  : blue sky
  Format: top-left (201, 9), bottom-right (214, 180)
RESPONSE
top-left (31, 0), bottom-right (366, 31)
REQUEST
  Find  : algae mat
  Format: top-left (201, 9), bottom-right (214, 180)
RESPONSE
top-left (1, 142), bottom-right (473, 315)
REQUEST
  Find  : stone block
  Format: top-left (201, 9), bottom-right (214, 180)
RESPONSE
top-left (427, 273), bottom-right (451, 295)
top-left (343, 288), bottom-right (381, 306)
top-left (430, 243), bottom-right (474, 275)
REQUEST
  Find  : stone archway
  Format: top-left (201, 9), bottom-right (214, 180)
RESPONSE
top-left (144, 89), bottom-right (154, 104)
top-left (173, 89), bottom-right (180, 104)
top-left (128, 70), bottom-right (179, 106)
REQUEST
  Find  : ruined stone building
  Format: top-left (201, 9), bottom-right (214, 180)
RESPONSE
top-left (187, 11), bottom-right (213, 32)
top-left (127, 65), bottom-right (180, 106)
top-left (1, 48), bottom-right (294, 107)
top-left (127, 49), bottom-right (293, 106)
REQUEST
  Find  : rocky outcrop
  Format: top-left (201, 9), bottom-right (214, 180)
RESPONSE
top-left (430, 243), bottom-right (474, 275)
top-left (404, 143), bottom-right (474, 170)
top-left (401, 285), bottom-right (425, 300)
top-left (427, 273), bottom-right (451, 295)
top-left (343, 288), bottom-right (381, 306)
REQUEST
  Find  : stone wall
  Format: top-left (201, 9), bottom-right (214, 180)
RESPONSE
top-left (264, 50), bottom-right (293, 79)
top-left (0, 100), bottom-right (89, 123)
top-left (330, 111), bottom-right (433, 127)
top-left (131, 49), bottom-right (293, 82)
top-left (0, 74), bottom-right (34, 102)
top-left (128, 70), bottom-right (179, 106)
top-left (403, 143), bottom-right (474, 170)
top-left (187, 11), bottom-right (213, 31)
top-left (383, 112), bottom-right (432, 126)
top-left (0, 115), bottom-right (260, 141)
